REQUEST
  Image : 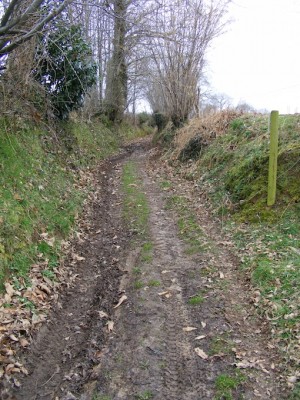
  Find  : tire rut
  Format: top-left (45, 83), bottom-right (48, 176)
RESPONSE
top-left (6, 151), bottom-right (136, 400)
top-left (139, 160), bottom-right (204, 399)
top-left (4, 140), bottom-right (287, 399)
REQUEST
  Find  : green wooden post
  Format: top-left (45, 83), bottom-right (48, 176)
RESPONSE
top-left (267, 110), bottom-right (279, 206)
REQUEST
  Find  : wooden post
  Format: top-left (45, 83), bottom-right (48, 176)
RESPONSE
top-left (267, 110), bottom-right (279, 206)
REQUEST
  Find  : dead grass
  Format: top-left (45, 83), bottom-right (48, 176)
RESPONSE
top-left (173, 110), bottom-right (243, 159)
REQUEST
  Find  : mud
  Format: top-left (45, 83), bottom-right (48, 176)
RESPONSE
top-left (4, 139), bottom-right (288, 399)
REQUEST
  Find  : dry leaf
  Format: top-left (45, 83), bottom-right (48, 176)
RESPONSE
top-left (235, 360), bottom-right (253, 369)
top-left (219, 271), bottom-right (225, 279)
top-left (4, 282), bottom-right (15, 302)
top-left (158, 291), bottom-right (171, 298)
top-left (9, 334), bottom-right (19, 342)
top-left (114, 295), bottom-right (127, 309)
top-left (73, 254), bottom-right (85, 261)
top-left (5, 282), bottom-right (14, 297)
top-left (99, 311), bottom-right (109, 319)
top-left (183, 327), bottom-right (197, 332)
top-left (195, 335), bottom-right (206, 340)
top-left (38, 283), bottom-right (51, 295)
top-left (287, 376), bottom-right (297, 384)
top-left (19, 338), bottom-right (29, 348)
top-left (201, 321), bottom-right (207, 328)
top-left (107, 321), bottom-right (114, 332)
top-left (14, 193), bottom-right (22, 201)
top-left (195, 347), bottom-right (208, 360)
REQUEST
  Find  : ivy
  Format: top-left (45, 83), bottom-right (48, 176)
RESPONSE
top-left (35, 21), bottom-right (97, 119)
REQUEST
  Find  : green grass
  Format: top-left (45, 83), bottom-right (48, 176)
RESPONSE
top-left (134, 280), bottom-right (144, 289)
top-left (196, 114), bottom-right (300, 223)
top-left (133, 267), bottom-right (142, 275)
top-left (187, 294), bottom-right (204, 306)
top-left (160, 180), bottom-right (172, 189)
top-left (165, 195), bottom-right (209, 254)
top-left (209, 334), bottom-right (233, 356)
top-left (139, 360), bottom-right (150, 370)
top-left (232, 220), bottom-right (300, 356)
top-left (92, 395), bottom-right (111, 400)
top-left (148, 279), bottom-right (161, 287)
top-left (135, 390), bottom-right (154, 400)
top-left (65, 120), bottom-right (120, 165)
top-left (289, 383), bottom-right (300, 399)
top-left (214, 372), bottom-right (246, 400)
top-left (140, 241), bottom-right (153, 263)
top-left (0, 117), bottom-right (148, 291)
top-left (0, 119), bottom-right (84, 287)
top-left (171, 113), bottom-right (300, 367)
top-left (122, 161), bottom-right (149, 238)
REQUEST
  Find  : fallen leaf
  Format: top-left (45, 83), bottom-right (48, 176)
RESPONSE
top-left (201, 321), bottom-right (207, 328)
top-left (114, 295), bottom-right (127, 309)
top-left (73, 254), bottom-right (85, 261)
top-left (287, 376), bottom-right (297, 384)
top-left (235, 360), bottom-right (253, 369)
top-left (14, 193), bottom-right (22, 201)
top-left (38, 283), bottom-right (51, 295)
top-left (9, 334), bottom-right (19, 342)
top-left (158, 291), bottom-right (171, 298)
top-left (183, 327), bottom-right (197, 332)
top-left (195, 347), bottom-right (208, 359)
top-left (107, 321), bottom-right (114, 332)
top-left (4, 282), bottom-right (15, 302)
top-left (195, 335), bottom-right (207, 340)
top-left (219, 271), bottom-right (225, 279)
top-left (19, 338), bottom-right (29, 348)
top-left (99, 311), bottom-right (109, 319)
top-left (13, 378), bottom-right (21, 388)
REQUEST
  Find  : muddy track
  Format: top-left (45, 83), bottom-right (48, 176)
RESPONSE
top-left (4, 143), bottom-right (145, 399)
top-left (4, 139), bottom-right (288, 399)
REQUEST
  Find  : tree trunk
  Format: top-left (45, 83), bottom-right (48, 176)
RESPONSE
top-left (105, 0), bottom-right (128, 123)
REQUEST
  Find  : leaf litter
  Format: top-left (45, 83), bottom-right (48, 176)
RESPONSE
top-left (0, 139), bottom-right (293, 398)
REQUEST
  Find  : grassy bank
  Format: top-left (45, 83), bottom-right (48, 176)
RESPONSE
top-left (168, 112), bottom-right (300, 380)
top-left (0, 117), bottom-right (149, 289)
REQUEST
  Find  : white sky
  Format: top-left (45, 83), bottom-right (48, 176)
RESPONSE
top-left (206, 0), bottom-right (300, 113)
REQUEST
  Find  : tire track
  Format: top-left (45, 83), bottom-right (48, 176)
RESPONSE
top-left (137, 156), bottom-right (206, 399)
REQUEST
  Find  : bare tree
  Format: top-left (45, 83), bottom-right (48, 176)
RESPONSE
top-left (145, 0), bottom-right (230, 126)
top-left (0, 0), bottom-right (74, 63)
top-left (206, 92), bottom-right (232, 112)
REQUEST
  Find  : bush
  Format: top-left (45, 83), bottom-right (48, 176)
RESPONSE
top-left (35, 22), bottom-right (97, 119)
top-left (178, 135), bottom-right (208, 162)
top-left (152, 111), bottom-right (169, 133)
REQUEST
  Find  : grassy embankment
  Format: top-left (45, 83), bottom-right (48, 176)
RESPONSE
top-left (162, 112), bottom-right (300, 390)
top-left (0, 117), bottom-right (149, 289)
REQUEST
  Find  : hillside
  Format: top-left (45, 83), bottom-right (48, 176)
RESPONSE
top-left (0, 117), bottom-right (147, 287)
top-left (157, 111), bottom-right (300, 394)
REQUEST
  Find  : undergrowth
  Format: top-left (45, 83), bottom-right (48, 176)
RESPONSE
top-left (172, 112), bottom-right (300, 376)
top-left (0, 117), bottom-right (150, 289)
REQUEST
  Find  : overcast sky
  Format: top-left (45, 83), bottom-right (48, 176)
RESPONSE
top-left (206, 0), bottom-right (300, 113)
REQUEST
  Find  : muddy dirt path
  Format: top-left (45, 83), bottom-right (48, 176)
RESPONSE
top-left (6, 140), bottom-right (288, 399)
